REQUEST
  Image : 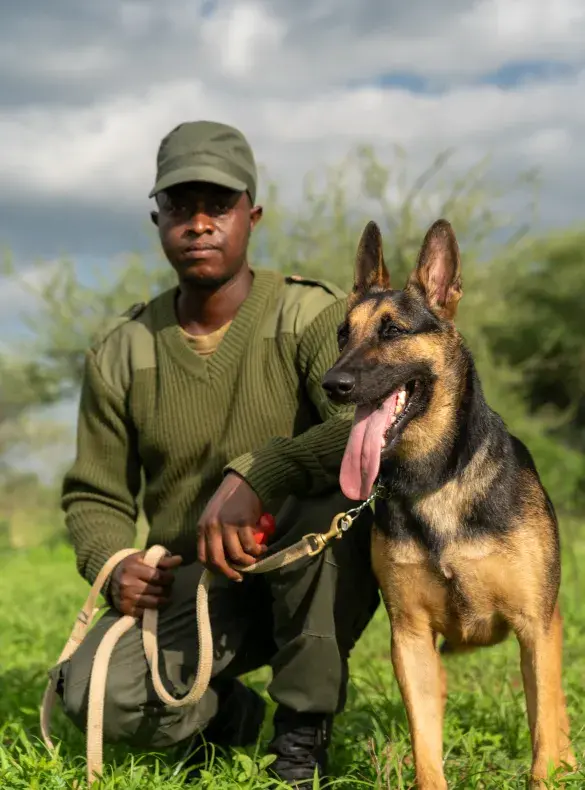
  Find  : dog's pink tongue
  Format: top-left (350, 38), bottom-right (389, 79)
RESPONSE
top-left (340, 393), bottom-right (399, 500)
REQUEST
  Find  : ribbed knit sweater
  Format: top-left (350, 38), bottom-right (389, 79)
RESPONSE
top-left (62, 269), bottom-right (354, 585)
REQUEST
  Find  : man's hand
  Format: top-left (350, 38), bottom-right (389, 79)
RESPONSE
top-left (110, 551), bottom-right (183, 617)
top-left (197, 472), bottom-right (266, 582)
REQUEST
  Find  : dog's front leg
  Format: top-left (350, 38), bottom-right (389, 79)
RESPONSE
top-left (391, 623), bottom-right (447, 790)
top-left (518, 602), bottom-right (572, 786)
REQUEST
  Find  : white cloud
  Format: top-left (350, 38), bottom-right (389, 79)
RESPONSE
top-left (0, 0), bottom-right (583, 262)
top-left (211, 2), bottom-right (285, 77)
top-left (458, 0), bottom-right (585, 59)
top-left (4, 1), bottom-right (585, 95)
top-left (1, 67), bottom-right (583, 223)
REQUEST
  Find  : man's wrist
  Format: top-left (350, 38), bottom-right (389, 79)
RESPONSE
top-left (225, 443), bottom-right (303, 508)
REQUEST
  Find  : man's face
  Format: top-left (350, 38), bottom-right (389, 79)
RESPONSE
top-left (152, 182), bottom-right (262, 287)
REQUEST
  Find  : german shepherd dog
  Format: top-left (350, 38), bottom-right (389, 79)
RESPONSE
top-left (322, 220), bottom-right (575, 788)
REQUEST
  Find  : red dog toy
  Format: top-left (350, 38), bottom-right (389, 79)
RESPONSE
top-left (254, 513), bottom-right (276, 545)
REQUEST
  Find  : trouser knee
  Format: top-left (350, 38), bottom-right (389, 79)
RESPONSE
top-left (54, 654), bottom-right (220, 748)
top-left (53, 657), bottom-right (149, 745)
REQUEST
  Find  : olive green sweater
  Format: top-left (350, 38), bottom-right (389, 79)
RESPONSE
top-left (62, 269), bottom-right (354, 586)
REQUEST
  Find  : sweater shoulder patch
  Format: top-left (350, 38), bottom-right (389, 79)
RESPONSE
top-left (91, 301), bottom-right (155, 396)
top-left (284, 274), bottom-right (346, 299)
top-left (91, 302), bottom-right (146, 347)
top-left (122, 301), bottom-right (147, 320)
top-left (265, 275), bottom-right (347, 339)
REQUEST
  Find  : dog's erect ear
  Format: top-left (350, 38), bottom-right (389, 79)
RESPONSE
top-left (408, 219), bottom-right (462, 321)
top-left (349, 221), bottom-right (390, 308)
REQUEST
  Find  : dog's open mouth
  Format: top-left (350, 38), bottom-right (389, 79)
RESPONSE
top-left (340, 379), bottom-right (421, 501)
top-left (382, 379), bottom-right (418, 448)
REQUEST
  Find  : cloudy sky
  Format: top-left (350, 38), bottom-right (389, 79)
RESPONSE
top-left (1, 0), bottom-right (584, 336)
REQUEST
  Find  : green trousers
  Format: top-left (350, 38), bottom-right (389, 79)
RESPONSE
top-left (52, 490), bottom-right (380, 749)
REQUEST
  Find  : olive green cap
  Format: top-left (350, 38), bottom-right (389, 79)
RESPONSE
top-left (149, 120), bottom-right (257, 203)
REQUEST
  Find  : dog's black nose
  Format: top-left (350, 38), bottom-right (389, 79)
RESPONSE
top-left (322, 370), bottom-right (356, 399)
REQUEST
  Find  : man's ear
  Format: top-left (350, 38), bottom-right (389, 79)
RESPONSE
top-left (250, 204), bottom-right (263, 231)
top-left (407, 219), bottom-right (462, 321)
top-left (349, 220), bottom-right (390, 309)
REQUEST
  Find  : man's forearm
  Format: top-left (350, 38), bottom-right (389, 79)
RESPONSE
top-left (225, 412), bottom-right (352, 507)
top-left (63, 349), bottom-right (141, 587)
top-left (65, 503), bottom-right (137, 588)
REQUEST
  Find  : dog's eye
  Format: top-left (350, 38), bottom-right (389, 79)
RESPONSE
top-left (337, 323), bottom-right (349, 350)
top-left (379, 319), bottom-right (404, 341)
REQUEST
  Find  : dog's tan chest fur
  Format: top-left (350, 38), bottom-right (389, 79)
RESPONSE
top-left (410, 440), bottom-right (499, 537)
top-left (372, 523), bottom-right (548, 648)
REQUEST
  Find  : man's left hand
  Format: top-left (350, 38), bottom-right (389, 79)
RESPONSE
top-left (197, 472), bottom-right (267, 581)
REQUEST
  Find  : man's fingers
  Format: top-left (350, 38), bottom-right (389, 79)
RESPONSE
top-left (158, 555), bottom-right (183, 570)
top-left (131, 594), bottom-right (170, 612)
top-left (131, 561), bottom-right (163, 584)
top-left (132, 582), bottom-right (166, 598)
top-left (238, 526), bottom-right (267, 556)
top-left (197, 523), bottom-right (267, 580)
top-left (223, 527), bottom-right (257, 567)
top-left (118, 591), bottom-right (171, 617)
top-left (206, 524), bottom-right (243, 582)
top-left (197, 529), bottom-right (208, 566)
top-left (132, 558), bottom-right (180, 586)
top-left (147, 568), bottom-right (179, 588)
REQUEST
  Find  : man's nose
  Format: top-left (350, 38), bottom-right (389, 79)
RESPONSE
top-left (188, 210), bottom-right (214, 234)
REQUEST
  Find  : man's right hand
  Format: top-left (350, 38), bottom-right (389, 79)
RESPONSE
top-left (110, 551), bottom-right (183, 617)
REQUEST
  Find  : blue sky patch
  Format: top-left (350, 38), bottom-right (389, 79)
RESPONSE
top-left (347, 71), bottom-right (435, 94)
top-left (478, 59), bottom-right (577, 89)
top-left (201, 0), bottom-right (218, 19)
top-left (371, 72), bottom-right (432, 93)
top-left (349, 60), bottom-right (578, 96)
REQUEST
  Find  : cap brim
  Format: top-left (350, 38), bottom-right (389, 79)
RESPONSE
top-left (149, 165), bottom-right (247, 198)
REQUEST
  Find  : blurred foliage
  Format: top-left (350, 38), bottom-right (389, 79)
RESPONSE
top-left (1, 144), bottom-right (585, 544)
top-left (484, 228), bottom-right (585, 453)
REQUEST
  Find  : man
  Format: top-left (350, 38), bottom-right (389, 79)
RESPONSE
top-left (52, 120), bottom-right (380, 786)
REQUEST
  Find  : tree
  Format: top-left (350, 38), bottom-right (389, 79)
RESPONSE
top-left (484, 228), bottom-right (585, 455)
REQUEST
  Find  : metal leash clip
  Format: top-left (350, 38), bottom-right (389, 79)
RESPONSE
top-left (304, 478), bottom-right (389, 557)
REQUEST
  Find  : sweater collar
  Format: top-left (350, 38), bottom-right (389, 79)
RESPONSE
top-left (156, 269), bottom-right (283, 381)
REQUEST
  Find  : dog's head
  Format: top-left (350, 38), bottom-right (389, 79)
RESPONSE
top-left (323, 219), bottom-right (465, 500)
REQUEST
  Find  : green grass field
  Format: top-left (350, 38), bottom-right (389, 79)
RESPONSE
top-left (1, 529), bottom-right (584, 789)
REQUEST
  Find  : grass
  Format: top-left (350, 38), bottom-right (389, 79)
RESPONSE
top-left (1, 525), bottom-right (584, 789)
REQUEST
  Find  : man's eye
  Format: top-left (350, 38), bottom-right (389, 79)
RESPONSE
top-left (209, 202), bottom-right (229, 216)
top-left (169, 203), bottom-right (188, 215)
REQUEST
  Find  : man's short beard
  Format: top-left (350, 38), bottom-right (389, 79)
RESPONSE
top-left (179, 260), bottom-right (249, 291)
top-left (183, 271), bottom-right (234, 290)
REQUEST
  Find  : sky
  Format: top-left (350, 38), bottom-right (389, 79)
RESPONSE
top-left (0, 0), bottom-right (584, 461)
top-left (1, 1), bottom-right (584, 328)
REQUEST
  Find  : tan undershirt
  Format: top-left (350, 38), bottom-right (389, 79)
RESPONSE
top-left (180, 321), bottom-right (233, 357)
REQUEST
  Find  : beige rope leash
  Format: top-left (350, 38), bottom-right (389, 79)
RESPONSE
top-left (40, 490), bottom-right (382, 786)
